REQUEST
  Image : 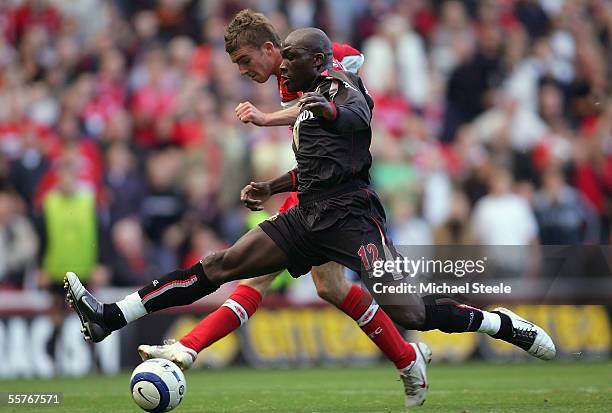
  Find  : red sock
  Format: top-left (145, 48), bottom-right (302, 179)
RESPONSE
top-left (180, 284), bottom-right (262, 353)
top-left (339, 285), bottom-right (416, 369)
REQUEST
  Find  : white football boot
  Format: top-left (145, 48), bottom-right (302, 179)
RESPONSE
top-left (493, 307), bottom-right (556, 360)
top-left (138, 339), bottom-right (198, 371)
top-left (399, 342), bottom-right (432, 407)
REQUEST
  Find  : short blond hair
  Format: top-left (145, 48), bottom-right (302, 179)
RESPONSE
top-left (224, 9), bottom-right (282, 55)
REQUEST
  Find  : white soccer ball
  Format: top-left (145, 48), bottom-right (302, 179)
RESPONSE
top-left (130, 358), bottom-right (187, 412)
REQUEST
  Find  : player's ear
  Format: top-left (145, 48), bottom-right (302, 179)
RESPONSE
top-left (262, 41), bottom-right (275, 55)
top-left (313, 52), bottom-right (325, 68)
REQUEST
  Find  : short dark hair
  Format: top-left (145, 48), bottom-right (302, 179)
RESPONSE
top-left (224, 9), bottom-right (281, 55)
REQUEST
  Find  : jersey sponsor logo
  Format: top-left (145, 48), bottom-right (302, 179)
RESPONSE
top-left (296, 110), bottom-right (315, 123)
top-left (293, 110), bottom-right (315, 149)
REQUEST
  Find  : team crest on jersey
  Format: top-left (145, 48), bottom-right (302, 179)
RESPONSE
top-left (292, 110), bottom-right (315, 149)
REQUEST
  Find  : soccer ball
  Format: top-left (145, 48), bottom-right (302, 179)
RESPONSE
top-left (130, 358), bottom-right (186, 412)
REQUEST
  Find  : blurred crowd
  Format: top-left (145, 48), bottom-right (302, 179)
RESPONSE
top-left (0, 0), bottom-right (611, 291)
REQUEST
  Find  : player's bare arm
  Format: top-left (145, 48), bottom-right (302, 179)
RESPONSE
top-left (240, 170), bottom-right (296, 211)
top-left (235, 101), bottom-right (300, 126)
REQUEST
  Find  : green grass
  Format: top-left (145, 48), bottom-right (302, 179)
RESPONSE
top-left (2, 361), bottom-right (611, 413)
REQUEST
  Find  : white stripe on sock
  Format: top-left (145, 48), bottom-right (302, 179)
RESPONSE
top-left (116, 292), bottom-right (147, 324)
top-left (356, 300), bottom-right (379, 327)
top-left (478, 311), bottom-right (501, 335)
top-left (223, 299), bottom-right (249, 326)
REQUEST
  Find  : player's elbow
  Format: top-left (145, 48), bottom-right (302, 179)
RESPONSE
top-left (333, 107), bottom-right (369, 132)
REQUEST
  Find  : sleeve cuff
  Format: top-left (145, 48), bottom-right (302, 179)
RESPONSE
top-left (329, 102), bottom-right (338, 120)
top-left (289, 169), bottom-right (297, 192)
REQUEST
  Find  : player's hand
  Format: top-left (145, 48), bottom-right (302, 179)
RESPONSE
top-left (298, 92), bottom-right (335, 120)
top-left (235, 101), bottom-right (268, 126)
top-left (240, 181), bottom-right (272, 211)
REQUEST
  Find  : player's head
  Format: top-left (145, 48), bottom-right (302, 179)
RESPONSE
top-left (279, 28), bottom-right (333, 93)
top-left (224, 9), bottom-right (282, 83)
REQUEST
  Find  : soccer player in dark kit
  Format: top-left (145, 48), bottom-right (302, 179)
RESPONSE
top-left (66, 27), bottom-right (556, 407)
top-left (137, 11), bottom-right (425, 407)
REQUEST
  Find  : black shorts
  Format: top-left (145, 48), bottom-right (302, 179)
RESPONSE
top-left (259, 187), bottom-right (399, 278)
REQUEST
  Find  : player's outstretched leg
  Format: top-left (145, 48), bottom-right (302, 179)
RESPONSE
top-left (65, 227), bottom-right (289, 342)
top-left (488, 306), bottom-right (556, 360)
top-left (384, 294), bottom-right (556, 360)
top-left (420, 295), bottom-right (555, 360)
top-left (311, 262), bottom-right (431, 406)
top-left (138, 274), bottom-right (277, 369)
top-left (65, 271), bottom-right (114, 342)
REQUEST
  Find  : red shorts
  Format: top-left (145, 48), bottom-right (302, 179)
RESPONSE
top-left (278, 192), bottom-right (299, 213)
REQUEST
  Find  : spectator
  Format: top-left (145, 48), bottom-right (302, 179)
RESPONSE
top-left (441, 22), bottom-right (504, 141)
top-left (433, 189), bottom-right (473, 245)
top-left (8, 129), bottom-right (49, 212)
top-left (471, 166), bottom-right (538, 246)
top-left (534, 167), bottom-right (600, 244)
top-left (390, 195), bottom-right (433, 246)
top-left (141, 148), bottom-right (185, 249)
top-left (0, 0), bottom-right (609, 292)
top-left (361, 14), bottom-right (429, 108)
top-left (39, 160), bottom-right (106, 289)
top-left (108, 217), bottom-right (161, 286)
top-left (104, 142), bottom-right (145, 224)
top-left (0, 191), bottom-right (38, 287)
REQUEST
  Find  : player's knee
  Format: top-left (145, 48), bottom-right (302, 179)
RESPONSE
top-left (384, 304), bottom-right (426, 330)
top-left (312, 265), bottom-right (351, 306)
top-left (402, 308), bottom-right (427, 330)
top-left (313, 276), bottom-right (350, 307)
top-left (201, 250), bottom-right (238, 284)
top-left (241, 273), bottom-right (277, 295)
top-left (315, 281), bottom-right (338, 304)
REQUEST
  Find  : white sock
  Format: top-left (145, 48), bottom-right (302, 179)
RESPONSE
top-left (116, 292), bottom-right (147, 324)
top-left (477, 311), bottom-right (501, 335)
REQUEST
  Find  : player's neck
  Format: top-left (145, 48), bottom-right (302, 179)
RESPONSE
top-left (305, 66), bottom-right (331, 92)
top-left (273, 52), bottom-right (283, 77)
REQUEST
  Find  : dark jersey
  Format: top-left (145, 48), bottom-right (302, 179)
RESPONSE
top-left (292, 69), bottom-right (375, 201)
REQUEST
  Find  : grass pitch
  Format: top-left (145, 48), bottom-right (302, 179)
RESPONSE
top-left (2, 361), bottom-right (611, 412)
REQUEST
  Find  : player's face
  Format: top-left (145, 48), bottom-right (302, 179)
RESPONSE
top-left (279, 44), bottom-right (319, 92)
top-left (230, 43), bottom-right (277, 83)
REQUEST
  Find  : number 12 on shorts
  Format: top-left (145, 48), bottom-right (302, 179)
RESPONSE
top-left (357, 243), bottom-right (379, 271)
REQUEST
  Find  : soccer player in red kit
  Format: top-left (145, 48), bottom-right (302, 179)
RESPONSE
top-left (136, 10), bottom-right (427, 406)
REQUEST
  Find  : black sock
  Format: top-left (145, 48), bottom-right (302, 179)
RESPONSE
top-left (421, 294), bottom-right (484, 333)
top-left (103, 303), bottom-right (127, 331)
top-left (491, 310), bottom-right (513, 340)
top-left (137, 261), bottom-right (219, 313)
